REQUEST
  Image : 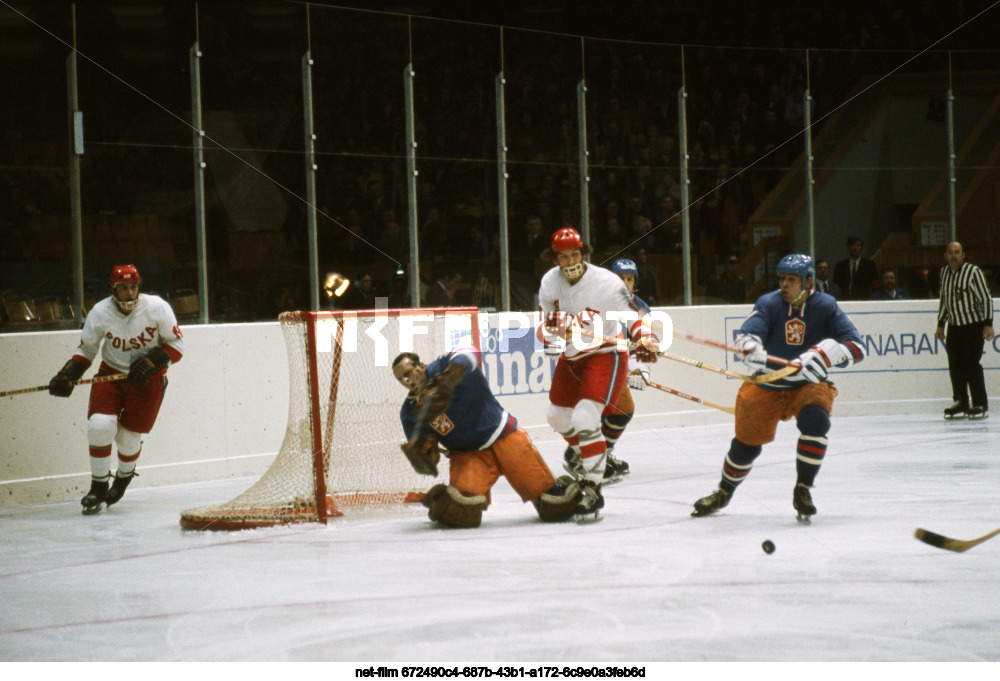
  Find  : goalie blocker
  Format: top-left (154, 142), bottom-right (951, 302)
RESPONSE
top-left (393, 349), bottom-right (580, 528)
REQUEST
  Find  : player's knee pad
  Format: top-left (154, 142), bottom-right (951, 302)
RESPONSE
top-left (421, 484), bottom-right (486, 529)
top-left (797, 404), bottom-right (831, 437)
top-left (533, 475), bottom-right (581, 523)
top-left (570, 399), bottom-right (604, 441)
top-left (546, 404), bottom-right (574, 436)
top-left (727, 438), bottom-right (762, 466)
top-left (87, 414), bottom-right (118, 447)
top-left (114, 426), bottom-right (142, 457)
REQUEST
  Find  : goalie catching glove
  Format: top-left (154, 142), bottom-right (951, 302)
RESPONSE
top-left (414, 361), bottom-right (467, 422)
top-left (401, 432), bottom-right (442, 476)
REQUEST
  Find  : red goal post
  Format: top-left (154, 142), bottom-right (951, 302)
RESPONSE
top-left (180, 307), bottom-right (481, 530)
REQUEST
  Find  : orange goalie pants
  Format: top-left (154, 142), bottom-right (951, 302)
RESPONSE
top-left (734, 382), bottom-right (838, 446)
top-left (448, 427), bottom-right (556, 507)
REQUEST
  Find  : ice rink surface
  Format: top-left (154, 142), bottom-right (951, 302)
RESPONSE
top-left (1, 413), bottom-right (998, 668)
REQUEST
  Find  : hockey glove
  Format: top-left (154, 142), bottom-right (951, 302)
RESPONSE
top-left (734, 334), bottom-right (768, 372)
top-left (543, 310), bottom-right (573, 341)
top-left (401, 432), bottom-right (441, 476)
top-left (48, 358), bottom-right (87, 397)
top-left (415, 361), bottom-right (467, 421)
top-left (627, 369), bottom-right (649, 391)
top-left (627, 355), bottom-right (650, 390)
top-left (127, 347), bottom-right (171, 385)
top-left (796, 347), bottom-right (830, 383)
top-left (633, 336), bottom-right (659, 363)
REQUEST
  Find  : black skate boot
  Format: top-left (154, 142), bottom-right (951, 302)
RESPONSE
top-left (603, 453), bottom-right (630, 485)
top-left (793, 483), bottom-right (817, 524)
top-left (966, 405), bottom-right (989, 420)
top-left (943, 401), bottom-right (969, 420)
top-left (81, 478), bottom-right (110, 515)
top-left (105, 471), bottom-right (135, 507)
top-left (574, 479), bottom-right (604, 523)
top-left (691, 488), bottom-right (731, 517)
top-left (562, 446), bottom-right (585, 479)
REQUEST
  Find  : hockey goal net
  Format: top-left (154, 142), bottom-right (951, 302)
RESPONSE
top-left (180, 306), bottom-right (480, 530)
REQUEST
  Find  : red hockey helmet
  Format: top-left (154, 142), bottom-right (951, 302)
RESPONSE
top-left (551, 227), bottom-right (584, 254)
top-left (109, 264), bottom-right (141, 312)
top-left (110, 264), bottom-right (142, 285)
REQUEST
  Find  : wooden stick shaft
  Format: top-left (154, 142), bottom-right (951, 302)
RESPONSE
top-left (673, 330), bottom-right (801, 368)
top-left (563, 325), bottom-right (797, 384)
top-left (1, 373), bottom-right (128, 398)
top-left (638, 373), bottom-right (735, 414)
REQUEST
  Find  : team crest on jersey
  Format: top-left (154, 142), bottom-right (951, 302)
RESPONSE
top-left (785, 318), bottom-right (806, 345)
top-left (429, 413), bottom-right (455, 435)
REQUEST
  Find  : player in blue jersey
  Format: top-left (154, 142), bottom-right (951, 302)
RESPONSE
top-left (562, 258), bottom-right (654, 485)
top-left (393, 348), bottom-right (579, 528)
top-left (690, 254), bottom-right (867, 523)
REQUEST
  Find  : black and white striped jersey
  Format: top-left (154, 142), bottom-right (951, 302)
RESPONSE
top-left (937, 262), bottom-right (994, 328)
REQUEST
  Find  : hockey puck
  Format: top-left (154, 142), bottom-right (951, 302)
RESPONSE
top-left (762, 540), bottom-right (775, 554)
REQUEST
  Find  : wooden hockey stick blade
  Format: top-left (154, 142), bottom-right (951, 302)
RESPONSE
top-left (672, 330), bottom-right (801, 368)
top-left (637, 372), bottom-right (735, 414)
top-left (914, 527), bottom-right (1000, 553)
top-left (566, 325), bottom-right (796, 384)
top-left (1, 372), bottom-right (129, 398)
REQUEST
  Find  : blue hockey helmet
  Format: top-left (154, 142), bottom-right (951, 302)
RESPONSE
top-left (776, 253), bottom-right (814, 284)
top-left (611, 258), bottom-right (638, 276)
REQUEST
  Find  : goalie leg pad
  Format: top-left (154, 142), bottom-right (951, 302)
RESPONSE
top-left (534, 475), bottom-right (581, 522)
top-left (426, 485), bottom-right (487, 528)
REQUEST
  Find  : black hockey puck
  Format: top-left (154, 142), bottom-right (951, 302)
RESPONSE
top-left (762, 540), bottom-right (775, 554)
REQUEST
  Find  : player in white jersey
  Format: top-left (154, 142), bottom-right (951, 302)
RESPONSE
top-left (537, 228), bottom-right (659, 521)
top-left (49, 264), bottom-right (185, 514)
top-left (561, 257), bottom-right (654, 485)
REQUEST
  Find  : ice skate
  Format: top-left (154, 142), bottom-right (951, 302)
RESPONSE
top-left (966, 405), bottom-right (989, 420)
top-left (562, 446), bottom-right (585, 479)
top-left (105, 471), bottom-right (135, 507)
top-left (943, 402), bottom-right (969, 420)
top-left (793, 483), bottom-right (816, 524)
top-left (573, 479), bottom-right (604, 523)
top-left (81, 479), bottom-right (109, 516)
top-left (691, 488), bottom-right (731, 517)
top-left (603, 453), bottom-right (630, 485)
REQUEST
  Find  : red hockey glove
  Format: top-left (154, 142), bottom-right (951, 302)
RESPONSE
top-left (543, 311), bottom-right (573, 340)
top-left (633, 334), bottom-right (660, 363)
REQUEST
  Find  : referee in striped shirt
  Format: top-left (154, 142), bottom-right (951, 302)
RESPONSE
top-left (936, 241), bottom-right (995, 419)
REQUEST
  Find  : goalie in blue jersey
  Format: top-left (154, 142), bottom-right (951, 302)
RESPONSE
top-left (690, 253), bottom-right (867, 523)
top-left (393, 347), bottom-right (580, 528)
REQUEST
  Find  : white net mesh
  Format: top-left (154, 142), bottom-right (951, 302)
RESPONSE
top-left (180, 307), bottom-right (479, 530)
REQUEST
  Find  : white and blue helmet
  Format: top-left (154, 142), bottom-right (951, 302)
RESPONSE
top-left (611, 258), bottom-right (638, 276)
top-left (776, 253), bottom-right (814, 284)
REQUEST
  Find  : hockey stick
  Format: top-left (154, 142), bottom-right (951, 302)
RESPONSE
top-left (560, 324), bottom-right (797, 384)
top-left (634, 371), bottom-right (735, 414)
top-left (1, 372), bottom-right (128, 398)
top-left (914, 527), bottom-right (1000, 553)
top-left (672, 330), bottom-right (801, 368)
